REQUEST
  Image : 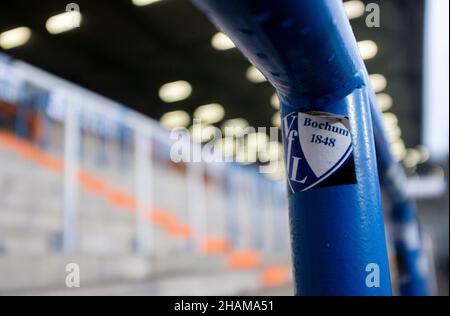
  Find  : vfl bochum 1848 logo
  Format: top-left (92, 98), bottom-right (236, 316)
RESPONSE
top-left (282, 111), bottom-right (357, 194)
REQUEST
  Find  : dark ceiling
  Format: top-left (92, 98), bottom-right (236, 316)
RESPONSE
top-left (0, 0), bottom-right (424, 147)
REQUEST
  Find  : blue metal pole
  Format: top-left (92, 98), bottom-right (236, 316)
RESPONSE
top-left (390, 200), bottom-right (429, 295)
top-left (192, 0), bottom-right (392, 295)
top-left (368, 92), bottom-right (430, 295)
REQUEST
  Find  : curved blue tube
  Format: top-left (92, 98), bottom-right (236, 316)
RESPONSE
top-left (194, 0), bottom-right (365, 104)
top-left (282, 88), bottom-right (391, 295)
top-left (193, 0), bottom-right (392, 295)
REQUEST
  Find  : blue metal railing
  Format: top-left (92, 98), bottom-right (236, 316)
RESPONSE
top-left (192, 0), bottom-right (429, 295)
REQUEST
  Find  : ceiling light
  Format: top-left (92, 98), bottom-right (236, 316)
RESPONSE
top-left (382, 112), bottom-right (398, 128)
top-left (221, 118), bottom-right (249, 137)
top-left (403, 148), bottom-right (422, 168)
top-left (415, 145), bottom-right (430, 164)
top-left (190, 124), bottom-right (218, 143)
top-left (0, 27), bottom-right (31, 50)
top-left (211, 32), bottom-right (235, 50)
top-left (358, 40), bottom-right (378, 60)
top-left (343, 1), bottom-right (365, 20)
top-left (132, 0), bottom-right (162, 6)
top-left (247, 132), bottom-right (269, 152)
top-left (235, 146), bottom-right (258, 164)
top-left (46, 11), bottom-right (82, 34)
top-left (272, 111), bottom-right (281, 127)
top-left (270, 93), bottom-right (280, 109)
top-left (193, 103), bottom-right (225, 124)
top-left (386, 125), bottom-right (402, 143)
top-left (391, 139), bottom-right (407, 161)
top-left (159, 80), bottom-right (192, 103)
top-left (160, 110), bottom-right (190, 129)
top-left (376, 93), bottom-right (393, 111)
top-left (215, 137), bottom-right (236, 157)
top-left (246, 65), bottom-right (267, 83)
top-left (369, 74), bottom-right (387, 93)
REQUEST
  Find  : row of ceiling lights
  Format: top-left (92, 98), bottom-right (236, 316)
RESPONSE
top-left (0, 11), bottom-right (82, 49)
top-left (158, 1), bottom-right (389, 178)
top-left (0, 1), bottom-right (380, 134)
top-left (0, 0), bottom-right (275, 165)
top-left (342, 2), bottom-right (429, 169)
top-left (0, 0), bottom-right (167, 50)
top-left (159, 2), bottom-right (380, 122)
top-left (0, 0), bottom-right (426, 175)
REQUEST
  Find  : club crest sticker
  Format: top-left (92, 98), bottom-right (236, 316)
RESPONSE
top-left (282, 111), bottom-right (357, 194)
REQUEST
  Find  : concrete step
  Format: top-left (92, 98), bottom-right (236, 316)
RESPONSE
top-left (0, 204), bottom-right (136, 225)
top-left (0, 209), bottom-right (62, 230)
top-left (0, 230), bottom-right (54, 255)
top-left (0, 228), bottom-right (186, 256)
top-left (0, 162), bottom-right (60, 180)
top-left (0, 196), bottom-right (62, 215)
top-left (0, 253), bottom-right (233, 293)
top-left (0, 174), bottom-right (62, 196)
top-left (1, 255), bottom-right (293, 295)
top-left (0, 222), bottom-right (139, 255)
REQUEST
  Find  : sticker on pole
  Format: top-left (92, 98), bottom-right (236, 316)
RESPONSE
top-left (282, 111), bottom-right (357, 194)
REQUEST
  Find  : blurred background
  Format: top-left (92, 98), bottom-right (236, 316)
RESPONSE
top-left (0, 0), bottom-right (448, 295)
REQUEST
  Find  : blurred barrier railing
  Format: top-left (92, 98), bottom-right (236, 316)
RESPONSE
top-left (0, 52), bottom-right (293, 292)
top-left (191, 0), bottom-right (432, 295)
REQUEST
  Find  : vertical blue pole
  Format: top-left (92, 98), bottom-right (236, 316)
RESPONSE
top-left (281, 88), bottom-right (391, 295)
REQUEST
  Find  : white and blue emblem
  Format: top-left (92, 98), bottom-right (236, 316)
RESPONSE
top-left (282, 111), bottom-right (356, 194)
